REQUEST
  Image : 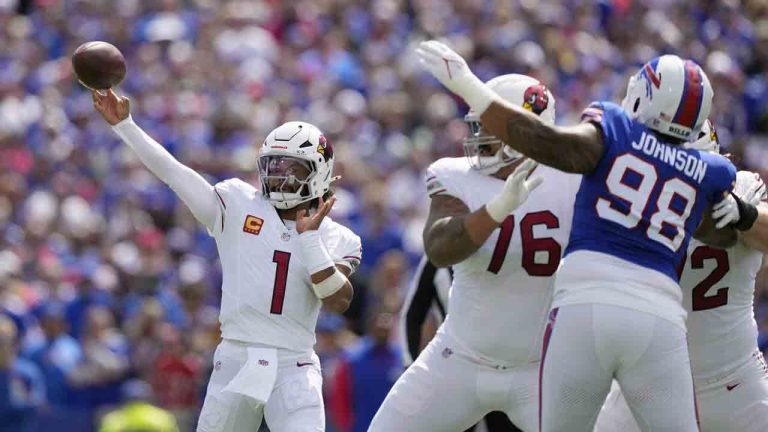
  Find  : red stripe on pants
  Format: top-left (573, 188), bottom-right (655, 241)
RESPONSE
top-left (539, 307), bottom-right (559, 432)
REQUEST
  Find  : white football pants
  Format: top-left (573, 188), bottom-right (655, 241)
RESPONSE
top-left (368, 331), bottom-right (537, 432)
top-left (196, 339), bottom-right (324, 432)
top-left (540, 304), bottom-right (697, 432)
top-left (596, 349), bottom-right (768, 432)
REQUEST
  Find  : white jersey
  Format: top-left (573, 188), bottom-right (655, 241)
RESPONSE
top-left (682, 170), bottom-right (765, 382)
top-left (209, 178), bottom-right (362, 352)
top-left (425, 157), bottom-right (580, 366)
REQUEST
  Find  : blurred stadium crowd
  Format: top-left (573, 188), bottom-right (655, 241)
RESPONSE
top-left (1, 0), bottom-right (768, 430)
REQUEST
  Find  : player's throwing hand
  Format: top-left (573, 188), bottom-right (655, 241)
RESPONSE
top-left (92, 89), bottom-right (130, 126)
top-left (296, 196), bottom-right (336, 233)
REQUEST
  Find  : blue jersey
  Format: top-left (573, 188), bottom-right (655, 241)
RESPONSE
top-left (566, 102), bottom-right (736, 281)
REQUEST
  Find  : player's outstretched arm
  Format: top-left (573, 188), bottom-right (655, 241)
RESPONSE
top-left (480, 102), bottom-right (604, 173)
top-left (92, 90), bottom-right (219, 231)
top-left (425, 159), bottom-right (542, 267)
top-left (296, 197), bottom-right (354, 313)
top-left (416, 40), bottom-right (604, 174)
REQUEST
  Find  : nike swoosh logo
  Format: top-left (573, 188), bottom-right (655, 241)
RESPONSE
top-left (726, 383), bottom-right (740, 391)
top-left (297, 361), bottom-right (313, 368)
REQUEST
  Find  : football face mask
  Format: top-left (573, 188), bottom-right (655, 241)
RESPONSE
top-left (258, 155), bottom-right (316, 206)
top-left (463, 114), bottom-right (521, 175)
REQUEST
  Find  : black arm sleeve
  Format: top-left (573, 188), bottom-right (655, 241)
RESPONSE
top-left (403, 257), bottom-right (441, 363)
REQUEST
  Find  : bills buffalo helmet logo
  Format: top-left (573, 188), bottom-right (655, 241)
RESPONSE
top-left (523, 84), bottom-right (549, 115)
top-left (316, 135), bottom-right (333, 161)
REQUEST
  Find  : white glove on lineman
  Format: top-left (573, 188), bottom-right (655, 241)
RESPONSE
top-left (713, 194), bottom-right (740, 229)
top-left (485, 159), bottom-right (543, 223)
top-left (713, 175), bottom-right (767, 229)
top-left (713, 191), bottom-right (760, 230)
top-left (741, 177), bottom-right (767, 206)
top-left (416, 40), bottom-right (499, 115)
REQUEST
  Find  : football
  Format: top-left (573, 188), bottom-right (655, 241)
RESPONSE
top-left (71, 41), bottom-right (126, 90)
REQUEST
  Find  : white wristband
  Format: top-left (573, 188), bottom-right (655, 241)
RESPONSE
top-left (459, 74), bottom-right (499, 116)
top-left (312, 269), bottom-right (348, 299)
top-left (485, 194), bottom-right (514, 223)
top-left (298, 231), bottom-right (335, 275)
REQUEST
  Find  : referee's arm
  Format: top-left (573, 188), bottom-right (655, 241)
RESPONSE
top-left (401, 256), bottom-right (446, 365)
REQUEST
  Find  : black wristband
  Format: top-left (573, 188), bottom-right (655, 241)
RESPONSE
top-left (732, 192), bottom-right (758, 231)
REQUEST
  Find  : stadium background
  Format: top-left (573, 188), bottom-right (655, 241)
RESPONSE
top-left (1, 0), bottom-right (768, 430)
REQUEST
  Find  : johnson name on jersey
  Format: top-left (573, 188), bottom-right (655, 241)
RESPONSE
top-left (426, 157), bottom-right (580, 365)
top-left (569, 101), bottom-right (736, 281)
top-left (209, 178), bottom-right (362, 352)
top-left (683, 170), bottom-right (767, 382)
top-left (552, 102), bottom-right (736, 329)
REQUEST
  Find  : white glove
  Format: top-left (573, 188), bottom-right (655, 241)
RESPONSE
top-left (485, 159), bottom-right (543, 223)
top-left (713, 176), bottom-right (766, 229)
top-left (416, 40), bottom-right (498, 114)
top-left (713, 191), bottom-right (759, 231)
top-left (713, 194), bottom-right (740, 229)
top-left (740, 177), bottom-right (767, 206)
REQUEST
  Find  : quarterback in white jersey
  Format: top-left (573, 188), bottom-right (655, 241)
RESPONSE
top-left (595, 122), bottom-right (768, 432)
top-left (370, 74), bottom-right (580, 432)
top-left (91, 90), bottom-right (361, 432)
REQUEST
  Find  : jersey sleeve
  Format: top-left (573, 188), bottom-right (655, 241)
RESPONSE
top-left (704, 155), bottom-right (736, 202)
top-left (580, 101), bottom-right (634, 171)
top-left (425, 158), bottom-right (464, 200)
top-left (324, 223), bottom-right (363, 275)
top-left (208, 178), bottom-right (254, 237)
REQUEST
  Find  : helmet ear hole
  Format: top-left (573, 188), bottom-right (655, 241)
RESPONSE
top-left (633, 98), bottom-right (640, 113)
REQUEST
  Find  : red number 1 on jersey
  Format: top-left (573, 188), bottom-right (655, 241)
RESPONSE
top-left (270, 251), bottom-right (291, 314)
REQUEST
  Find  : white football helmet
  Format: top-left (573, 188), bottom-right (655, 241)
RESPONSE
top-left (258, 121), bottom-right (334, 210)
top-left (464, 74), bottom-right (556, 175)
top-left (621, 55), bottom-right (713, 142)
top-left (686, 118), bottom-right (720, 153)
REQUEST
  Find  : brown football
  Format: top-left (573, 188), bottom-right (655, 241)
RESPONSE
top-left (72, 41), bottom-right (126, 90)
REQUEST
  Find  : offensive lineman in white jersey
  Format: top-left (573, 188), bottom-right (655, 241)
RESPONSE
top-left (595, 121), bottom-right (768, 432)
top-left (369, 74), bottom-right (581, 432)
top-left (91, 90), bottom-right (362, 432)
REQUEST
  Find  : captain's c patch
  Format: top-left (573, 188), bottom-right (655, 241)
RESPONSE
top-left (243, 215), bottom-right (264, 235)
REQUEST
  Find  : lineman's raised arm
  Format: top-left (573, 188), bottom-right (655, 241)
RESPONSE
top-left (92, 90), bottom-right (219, 231)
top-left (416, 40), bottom-right (604, 174)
